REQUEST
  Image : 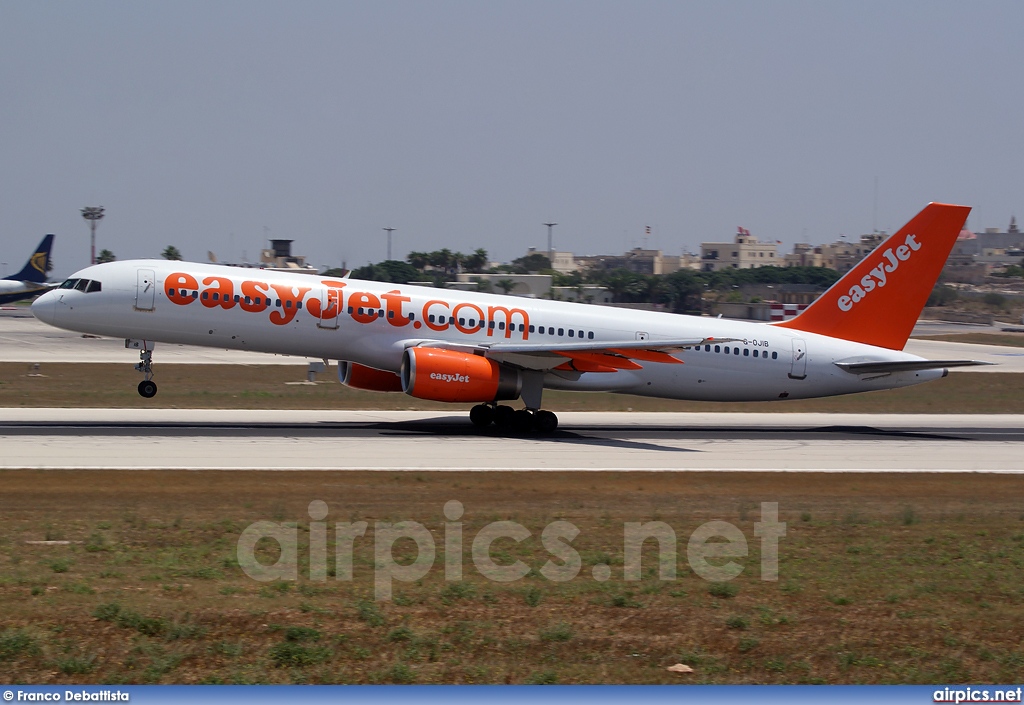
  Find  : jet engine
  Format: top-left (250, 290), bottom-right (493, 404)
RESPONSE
top-left (338, 361), bottom-right (404, 392)
top-left (401, 348), bottom-right (522, 403)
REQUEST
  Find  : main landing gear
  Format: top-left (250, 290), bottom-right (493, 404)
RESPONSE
top-left (132, 344), bottom-right (158, 398)
top-left (469, 404), bottom-right (559, 433)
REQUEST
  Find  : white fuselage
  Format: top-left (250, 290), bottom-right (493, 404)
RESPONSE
top-left (31, 260), bottom-right (942, 402)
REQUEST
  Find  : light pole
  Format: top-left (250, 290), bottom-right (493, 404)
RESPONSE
top-left (543, 222), bottom-right (557, 266)
top-left (383, 227), bottom-right (396, 261)
top-left (81, 206), bottom-right (105, 265)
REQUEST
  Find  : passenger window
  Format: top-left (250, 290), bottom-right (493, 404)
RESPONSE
top-left (588, 332), bottom-right (594, 339)
top-left (489, 321), bottom-right (495, 329)
top-left (428, 314), bottom-right (435, 323)
top-left (86, 280), bottom-right (101, 293)
top-left (254, 297), bottom-right (261, 305)
top-left (390, 311), bottom-right (396, 319)
top-left (772, 351), bottom-right (778, 359)
top-left (202, 291), bottom-right (209, 300)
top-left (529, 325), bottom-right (535, 333)
top-left (734, 348), bottom-right (739, 355)
top-left (276, 299), bottom-right (282, 307)
top-left (245, 297), bottom-right (252, 304)
top-left (558, 328), bottom-right (564, 336)
top-left (498, 322), bottom-right (505, 330)
top-left (286, 300), bottom-right (292, 308)
top-left (743, 349), bottom-right (749, 356)
top-left (212, 293), bottom-right (219, 301)
top-left (715, 345), bottom-right (721, 353)
top-left (235, 295), bottom-right (240, 303)
top-left (458, 317), bottom-right (465, 325)
top-left (468, 319), bottom-right (475, 326)
top-left (705, 345), bottom-right (711, 352)
top-left (297, 301), bottom-right (302, 310)
top-left (577, 330), bottom-right (583, 337)
top-left (192, 291), bottom-right (198, 299)
top-left (347, 306), bottom-right (353, 314)
top-left (438, 315), bottom-right (445, 324)
top-left (408, 313), bottom-right (415, 320)
top-left (168, 288), bottom-right (176, 297)
top-left (569, 329), bottom-right (575, 337)
top-left (539, 326), bottom-right (545, 334)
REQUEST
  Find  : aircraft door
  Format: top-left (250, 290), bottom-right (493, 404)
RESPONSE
top-left (789, 338), bottom-right (807, 380)
top-left (317, 286), bottom-right (340, 329)
top-left (136, 269), bottom-right (156, 311)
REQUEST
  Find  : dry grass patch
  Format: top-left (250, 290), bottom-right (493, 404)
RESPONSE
top-left (0, 470), bottom-right (1022, 684)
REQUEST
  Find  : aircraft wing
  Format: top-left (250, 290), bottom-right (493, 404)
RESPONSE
top-left (409, 337), bottom-right (741, 373)
top-left (834, 359), bottom-right (994, 375)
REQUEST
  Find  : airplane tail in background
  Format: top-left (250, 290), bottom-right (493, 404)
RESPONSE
top-left (8, 235), bottom-right (55, 283)
top-left (773, 203), bottom-right (970, 350)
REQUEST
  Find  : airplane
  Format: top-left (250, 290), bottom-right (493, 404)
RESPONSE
top-left (30, 203), bottom-right (988, 432)
top-left (0, 234), bottom-right (56, 305)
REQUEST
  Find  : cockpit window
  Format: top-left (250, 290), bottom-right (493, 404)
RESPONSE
top-left (59, 278), bottom-right (102, 293)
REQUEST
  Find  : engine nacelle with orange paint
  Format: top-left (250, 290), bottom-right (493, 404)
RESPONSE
top-left (401, 348), bottom-right (522, 403)
top-left (338, 362), bottom-right (404, 393)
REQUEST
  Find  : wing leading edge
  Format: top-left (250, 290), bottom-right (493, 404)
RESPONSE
top-left (410, 337), bottom-right (742, 373)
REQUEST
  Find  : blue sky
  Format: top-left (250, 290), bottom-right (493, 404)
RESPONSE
top-left (1, 1), bottom-right (1020, 276)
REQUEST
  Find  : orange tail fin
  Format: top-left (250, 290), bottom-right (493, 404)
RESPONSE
top-left (773, 203), bottom-right (970, 350)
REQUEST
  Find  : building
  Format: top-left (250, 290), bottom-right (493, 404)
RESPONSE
top-left (821, 233), bottom-right (885, 273)
top-left (950, 218), bottom-right (1024, 257)
top-left (575, 248), bottom-right (684, 276)
top-left (259, 240), bottom-right (317, 274)
top-left (550, 285), bottom-right (613, 304)
top-left (784, 244), bottom-right (827, 268)
top-left (943, 219), bottom-right (1024, 283)
top-left (700, 229), bottom-right (779, 271)
top-left (453, 273), bottom-right (552, 298)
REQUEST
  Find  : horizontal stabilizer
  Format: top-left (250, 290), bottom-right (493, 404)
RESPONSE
top-left (834, 359), bottom-right (994, 375)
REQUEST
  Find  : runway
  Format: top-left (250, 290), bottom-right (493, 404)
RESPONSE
top-left (3, 409), bottom-right (1023, 472)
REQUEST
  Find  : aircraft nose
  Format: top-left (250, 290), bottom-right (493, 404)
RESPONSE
top-left (31, 290), bottom-right (57, 325)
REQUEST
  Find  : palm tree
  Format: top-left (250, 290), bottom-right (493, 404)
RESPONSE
top-left (464, 248), bottom-right (488, 273)
top-left (96, 249), bottom-right (116, 264)
top-left (407, 251), bottom-right (430, 270)
top-left (495, 278), bottom-right (516, 295)
top-left (161, 246), bottom-right (183, 261)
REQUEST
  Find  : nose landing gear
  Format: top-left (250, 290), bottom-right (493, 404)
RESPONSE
top-left (128, 340), bottom-right (158, 398)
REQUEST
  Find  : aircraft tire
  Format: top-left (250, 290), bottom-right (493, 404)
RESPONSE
top-left (493, 405), bottom-right (515, 427)
top-left (469, 404), bottom-right (494, 427)
top-left (138, 380), bottom-right (158, 398)
top-left (533, 410), bottom-right (558, 433)
top-left (512, 408), bottom-right (534, 432)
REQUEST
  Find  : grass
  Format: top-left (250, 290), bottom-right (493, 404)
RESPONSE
top-left (3, 363), bottom-right (1024, 412)
top-left (1, 470), bottom-right (1023, 685)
